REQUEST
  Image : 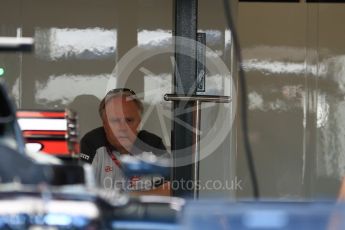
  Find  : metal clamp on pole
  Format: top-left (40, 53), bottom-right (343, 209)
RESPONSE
top-left (164, 94), bottom-right (231, 199)
top-left (164, 94), bottom-right (231, 103)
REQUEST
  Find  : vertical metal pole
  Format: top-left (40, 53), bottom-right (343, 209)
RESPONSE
top-left (193, 100), bottom-right (201, 199)
top-left (165, 94), bottom-right (231, 198)
top-left (194, 32), bottom-right (205, 199)
top-left (173, 0), bottom-right (198, 197)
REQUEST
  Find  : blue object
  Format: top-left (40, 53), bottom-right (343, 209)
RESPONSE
top-left (120, 154), bottom-right (170, 177)
top-left (180, 200), bottom-right (345, 230)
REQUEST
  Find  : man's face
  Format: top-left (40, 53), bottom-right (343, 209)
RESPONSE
top-left (103, 96), bottom-right (141, 153)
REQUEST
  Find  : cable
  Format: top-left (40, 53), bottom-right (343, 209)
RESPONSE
top-left (223, 0), bottom-right (260, 199)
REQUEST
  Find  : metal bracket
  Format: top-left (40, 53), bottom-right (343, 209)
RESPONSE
top-left (197, 33), bottom-right (206, 92)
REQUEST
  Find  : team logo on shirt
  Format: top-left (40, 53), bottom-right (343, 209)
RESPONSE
top-left (79, 153), bottom-right (90, 160)
top-left (105, 166), bottom-right (113, 172)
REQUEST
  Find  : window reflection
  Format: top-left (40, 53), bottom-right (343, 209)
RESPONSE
top-left (35, 74), bottom-right (112, 106)
top-left (143, 73), bottom-right (172, 104)
top-left (225, 29), bottom-right (232, 48)
top-left (138, 29), bottom-right (172, 47)
top-left (316, 93), bottom-right (329, 128)
top-left (35, 28), bottom-right (117, 60)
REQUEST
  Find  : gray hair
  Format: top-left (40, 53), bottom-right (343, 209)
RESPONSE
top-left (98, 89), bottom-right (143, 118)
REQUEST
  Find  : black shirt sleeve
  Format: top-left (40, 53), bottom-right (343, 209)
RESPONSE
top-left (79, 136), bottom-right (94, 163)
